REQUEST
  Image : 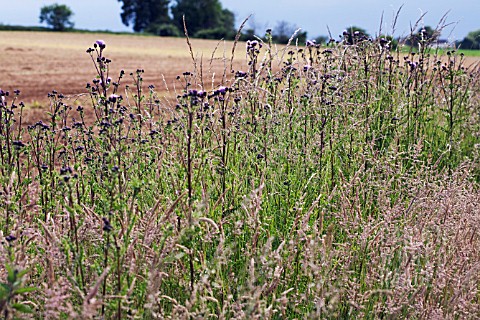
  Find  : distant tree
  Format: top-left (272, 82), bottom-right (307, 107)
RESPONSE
top-left (377, 35), bottom-right (399, 50)
top-left (406, 26), bottom-right (439, 47)
top-left (342, 26), bottom-right (369, 45)
top-left (117, 0), bottom-right (171, 32)
top-left (171, 0), bottom-right (235, 39)
top-left (218, 8), bottom-right (235, 36)
top-left (241, 28), bottom-right (256, 41)
top-left (458, 29), bottom-right (480, 49)
top-left (315, 35), bottom-right (329, 45)
top-left (241, 17), bottom-right (266, 41)
top-left (145, 23), bottom-right (181, 37)
top-left (39, 3), bottom-right (74, 31)
top-left (270, 21), bottom-right (307, 44)
top-left (195, 27), bottom-right (233, 39)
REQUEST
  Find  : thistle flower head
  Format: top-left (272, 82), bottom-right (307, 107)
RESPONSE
top-left (246, 40), bottom-right (262, 51)
top-left (94, 40), bottom-right (106, 49)
top-left (216, 86), bottom-right (227, 95)
top-left (102, 217), bottom-right (113, 232)
top-left (108, 94), bottom-right (119, 103)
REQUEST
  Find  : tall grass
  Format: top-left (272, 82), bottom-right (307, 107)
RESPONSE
top-left (0, 27), bottom-right (479, 319)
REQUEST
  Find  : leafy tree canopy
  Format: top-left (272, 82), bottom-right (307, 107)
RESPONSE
top-left (117, 0), bottom-right (236, 39)
top-left (39, 3), bottom-right (74, 31)
top-left (117, 0), bottom-right (170, 32)
top-left (171, 0), bottom-right (235, 38)
top-left (458, 29), bottom-right (480, 50)
top-left (315, 35), bottom-right (329, 45)
top-left (267, 21), bottom-right (307, 44)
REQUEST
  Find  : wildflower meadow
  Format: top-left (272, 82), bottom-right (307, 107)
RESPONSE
top-left (0, 23), bottom-right (479, 319)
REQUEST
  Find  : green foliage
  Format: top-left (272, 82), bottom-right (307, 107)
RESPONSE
top-left (0, 24), bottom-right (136, 35)
top-left (377, 34), bottom-right (399, 50)
top-left (194, 27), bottom-right (235, 40)
top-left (1, 30), bottom-right (480, 318)
top-left (457, 49), bottom-right (480, 56)
top-left (117, 0), bottom-right (236, 39)
top-left (0, 25), bottom-right (50, 32)
top-left (241, 28), bottom-right (256, 40)
top-left (39, 3), bottom-right (74, 31)
top-left (0, 265), bottom-right (37, 317)
top-left (345, 25), bottom-right (369, 35)
top-left (315, 35), bottom-right (329, 44)
top-left (145, 23), bottom-right (181, 37)
top-left (171, 0), bottom-right (235, 38)
top-left (458, 29), bottom-right (480, 49)
top-left (271, 20), bottom-right (307, 44)
top-left (117, 0), bottom-right (170, 32)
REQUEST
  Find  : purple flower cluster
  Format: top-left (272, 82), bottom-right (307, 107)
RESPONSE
top-left (235, 71), bottom-right (247, 78)
top-left (102, 217), bottom-right (113, 232)
top-left (246, 40), bottom-right (262, 53)
top-left (28, 120), bottom-right (50, 131)
top-left (95, 39), bottom-right (106, 49)
top-left (188, 89), bottom-right (207, 98)
top-left (108, 94), bottom-right (120, 103)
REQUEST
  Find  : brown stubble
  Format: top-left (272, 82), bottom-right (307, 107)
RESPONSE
top-left (0, 31), bottom-right (247, 108)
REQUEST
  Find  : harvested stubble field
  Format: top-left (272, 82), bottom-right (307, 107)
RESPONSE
top-left (0, 31), bottom-right (247, 105)
top-left (0, 30), bottom-right (480, 319)
top-left (2, 31), bottom-right (478, 106)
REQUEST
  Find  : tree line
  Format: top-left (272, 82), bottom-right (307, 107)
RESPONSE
top-left (37, 1), bottom-right (237, 39)
top-left (37, 2), bottom-right (480, 48)
top-left (118, 0), bottom-right (236, 39)
top-left (116, 0), bottom-right (307, 43)
top-left (37, 1), bottom-right (308, 43)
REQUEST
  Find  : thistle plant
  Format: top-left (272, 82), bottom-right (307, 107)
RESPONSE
top-left (0, 19), bottom-right (478, 319)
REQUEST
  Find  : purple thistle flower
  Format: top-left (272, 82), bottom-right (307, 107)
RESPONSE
top-left (306, 40), bottom-right (316, 47)
top-left (217, 86), bottom-right (227, 95)
top-left (102, 217), bottom-right (113, 232)
top-left (235, 71), bottom-right (247, 78)
top-left (12, 140), bottom-right (26, 148)
top-left (108, 94), bottom-right (119, 103)
top-left (247, 40), bottom-right (261, 50)
top-left (95, 40), bottom-right (106, 49)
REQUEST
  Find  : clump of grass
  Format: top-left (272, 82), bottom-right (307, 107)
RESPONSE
top-left (0, 16), bottom-right (479, 319)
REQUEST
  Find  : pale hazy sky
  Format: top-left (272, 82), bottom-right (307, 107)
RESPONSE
top-left (1, 0), bottom-right (478, 40)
